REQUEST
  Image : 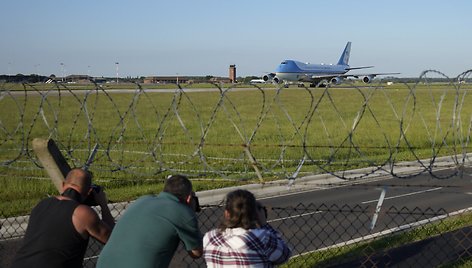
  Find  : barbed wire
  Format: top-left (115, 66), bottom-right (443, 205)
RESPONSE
top-left (1, 69), bottom-right (472, 182)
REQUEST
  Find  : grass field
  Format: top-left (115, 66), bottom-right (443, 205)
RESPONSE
top-left (1, 81), bottom-right (471, 216)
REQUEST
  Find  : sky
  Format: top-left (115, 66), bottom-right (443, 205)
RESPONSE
top-left (1, 0), bottom-right (471, 78)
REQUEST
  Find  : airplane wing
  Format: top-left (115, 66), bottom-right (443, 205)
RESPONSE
top-left (345, 66), bottom-right (374, 71)
top-left (309, 72), bottom-right (400, 84)
top-left (342, 72), bottom-right (400, 78)
top-left (311, 72), bottom-right (399, 79)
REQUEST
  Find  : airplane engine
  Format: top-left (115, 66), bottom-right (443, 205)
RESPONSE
top-left (273, 76), bottom-right (281, 84)
top-left (362, 75), bottom-right (375, 83)
top-left (262, 73), bottom-right (275, 82)
top-left (330, 77), bottom-right (343, 85)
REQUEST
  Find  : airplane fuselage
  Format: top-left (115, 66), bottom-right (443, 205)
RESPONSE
top-left (274, 60), bottom-right (349, 83)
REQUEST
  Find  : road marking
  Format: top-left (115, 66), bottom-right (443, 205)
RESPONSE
top-left (268, 210), bottom-right (323, 223)
top-left (361, 187), bottom-right (443, 204)
top-left (370, 187), bottom-right (387, 230)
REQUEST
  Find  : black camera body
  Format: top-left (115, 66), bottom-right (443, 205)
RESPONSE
top-left (83, 184), bottom-right (101, 206)
top-left (62, 184), bottom-right (101, 206)
top-left (193, 194), bottom-right (201, 213)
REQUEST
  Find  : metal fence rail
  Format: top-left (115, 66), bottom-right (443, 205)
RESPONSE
top-left (2, 202), bottom-right (471, 267)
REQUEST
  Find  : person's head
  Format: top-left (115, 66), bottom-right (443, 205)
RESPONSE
top-left (62, 168), bottom-right (93, 201)
top-left (164, 175), bottom-right (193, 204)
top-left (221, 189), bottom-right (258, 230)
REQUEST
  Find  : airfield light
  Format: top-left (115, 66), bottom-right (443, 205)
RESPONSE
top-left (115, 62), bottom-right (119, 83)
top-left (60, 63), bottom-right (65, 82)
top-left (34, 64), bottom-right (40, 76)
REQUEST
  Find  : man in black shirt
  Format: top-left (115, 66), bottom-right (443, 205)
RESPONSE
top-left (11, 168), bottom-right (115, 268)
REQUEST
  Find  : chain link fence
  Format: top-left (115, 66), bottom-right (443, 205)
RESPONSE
top-left (2, 202), bottom-right (471, 267)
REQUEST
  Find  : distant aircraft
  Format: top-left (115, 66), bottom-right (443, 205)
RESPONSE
top-left (249, 79), bottom-right (266, 84)
top-left (262, 42), bottom-right (399, 87)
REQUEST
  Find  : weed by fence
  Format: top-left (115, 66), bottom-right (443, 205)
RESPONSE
top-left (1, 202), bottom-right (471, 267)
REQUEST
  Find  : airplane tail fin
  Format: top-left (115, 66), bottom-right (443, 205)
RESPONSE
top-left (337, 42), bottom-right (351, 66)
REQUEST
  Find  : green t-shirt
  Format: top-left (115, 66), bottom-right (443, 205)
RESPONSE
top-left (97, 192), bottom-right (202, 268)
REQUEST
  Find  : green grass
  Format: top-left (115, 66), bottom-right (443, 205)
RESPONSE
top-left (1, 81), bottom-right (472, 216)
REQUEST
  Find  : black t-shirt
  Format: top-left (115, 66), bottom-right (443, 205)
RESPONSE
top-left (11, 197), bottom-right (89, 268)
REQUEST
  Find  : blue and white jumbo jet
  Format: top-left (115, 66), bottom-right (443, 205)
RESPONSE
top-left (262, 42), bottom-right (398, 87)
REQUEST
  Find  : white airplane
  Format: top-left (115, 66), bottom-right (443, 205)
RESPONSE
top-left (249, 78), bottom-right (266, 84)
top-left (262, 42), bottom-right (399, 87)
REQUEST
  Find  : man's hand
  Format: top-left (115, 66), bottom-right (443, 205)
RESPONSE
top-left (91, 188), bottom-right (115, 229)
top-left (92, 187), bottom-right (108, 207)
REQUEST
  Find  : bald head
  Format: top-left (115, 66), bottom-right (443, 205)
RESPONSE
top-left (64, 168), bottom-right (92, 195)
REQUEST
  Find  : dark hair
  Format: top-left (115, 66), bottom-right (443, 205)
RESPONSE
top-left (220, 189), bottom-right (258, 230)
top-left (163, 175), bottom-right (192, 201)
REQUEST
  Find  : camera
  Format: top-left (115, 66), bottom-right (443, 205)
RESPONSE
top-left (191, 192), bottom-right (201, 213)
top-left (262, 206), bottom-right (268, 218)
top-left (83, 184), bottom-right (102, 206)
top-left (62, 184), bottom-right (102, 206)
top-left (257, 203), bottom-right (268, 218)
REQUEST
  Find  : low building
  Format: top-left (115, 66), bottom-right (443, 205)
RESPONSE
top-left (143, 76), bottom-right (231, 84)
top-left (65, 75), bottom-right (92, 83)
top-left (143, 76), bottom-right (189, 84)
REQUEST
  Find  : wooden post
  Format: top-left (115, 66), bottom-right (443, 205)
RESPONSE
top-left (32, 138), bottom-right (71, 193)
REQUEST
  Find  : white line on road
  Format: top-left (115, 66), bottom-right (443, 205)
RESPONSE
top-left (361, 187), bottom-right (443, 204)
top-left (268, 210), bottom-right (323, 223)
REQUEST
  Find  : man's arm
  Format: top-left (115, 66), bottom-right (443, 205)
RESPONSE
top-left (181, 199), bottom-right (203, 259)
top-left (73, 205), bottom-right (113, 244)
top-left (93, 189), bottom-right (115, 229)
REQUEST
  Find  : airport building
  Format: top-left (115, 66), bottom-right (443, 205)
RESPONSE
top-left (143, 76), bottom-right (189, 84)
top-left (144, 65), bottom-right (235, 84)
top-left (25, 64), bottom-right (237, 84)
top-left (229, 64), bottom-right (236, 83)
top-left (143, 75), bottom-right (231, 84)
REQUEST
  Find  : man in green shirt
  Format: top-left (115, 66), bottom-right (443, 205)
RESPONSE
top-left (96, 175), bottom-right (203, 268)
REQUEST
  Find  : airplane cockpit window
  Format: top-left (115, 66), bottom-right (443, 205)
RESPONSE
top-left (281, 61), bottom-right (287, 64)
